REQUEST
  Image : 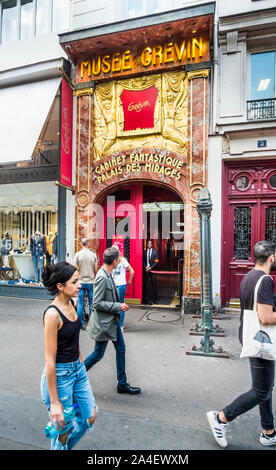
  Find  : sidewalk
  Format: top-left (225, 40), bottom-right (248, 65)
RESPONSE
top-left (0, 297), bottom-right (274, 451)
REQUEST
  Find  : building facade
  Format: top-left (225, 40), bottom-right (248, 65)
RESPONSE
top-left (60, 2), bottom-right (214, 310)
top-left (0, 0), bottom-right (75, 297)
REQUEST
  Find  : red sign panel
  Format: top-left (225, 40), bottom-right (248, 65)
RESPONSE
top-left (120, 85), bottom-right (158, 132)
top-left (60, 78), bottom-right (73, 188)
top-left (112, 234), bottom-right (124, 254)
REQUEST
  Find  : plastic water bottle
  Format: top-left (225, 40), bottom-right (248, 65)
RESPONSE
top-left (44, 403), bottom-right (79, 439)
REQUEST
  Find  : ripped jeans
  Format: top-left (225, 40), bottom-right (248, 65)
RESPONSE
top-left (41, 358), bottom-right (97, 450)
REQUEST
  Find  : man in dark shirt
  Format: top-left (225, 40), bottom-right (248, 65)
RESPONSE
top-left (207, 240), bottom-right (276, 448)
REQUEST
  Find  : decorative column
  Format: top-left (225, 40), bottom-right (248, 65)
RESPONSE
top-left (74, 86), bottom-right (94, 252)
top-left (187, 188), bottom-right (229, 358)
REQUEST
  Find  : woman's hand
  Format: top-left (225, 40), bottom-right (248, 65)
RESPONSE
top-left (50, 401), bottom-right (65, 430)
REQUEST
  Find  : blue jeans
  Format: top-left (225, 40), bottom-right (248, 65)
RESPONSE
top-left (32, 254), bottom-right (44, 282)
top-left (84, 320), bottom-right (127, 386)
top-left (77, 283), bottom-right (94, 327)
top-left (117, 284), bottom-right (127, 327)
top-left (40, 358), bottom-right (97, 450)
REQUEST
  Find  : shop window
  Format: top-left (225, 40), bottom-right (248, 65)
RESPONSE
top-left (0, 181), bottom-right (59, 286)
top-left (248, 51), bottom-right (276, 120)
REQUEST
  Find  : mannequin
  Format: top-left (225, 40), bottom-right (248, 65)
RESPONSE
top-left (45, 231), bottom-right (55, 265)
top-left (1, 233), bottom-right (12, 268)
top-left (30, 231), bottom-right (46, 282)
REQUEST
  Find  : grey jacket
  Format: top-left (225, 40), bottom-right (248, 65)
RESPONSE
top-left (87, 266), bottom-right (121, 342)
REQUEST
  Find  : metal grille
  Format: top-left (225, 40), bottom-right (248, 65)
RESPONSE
top-left (234, 207), bottom-right (251, 260)
top-left (265, 207), bottom-right (276, 245)
top-left (247, 98), bottom-right (276, 121)
top-left (106, 216), bottom-right (130, 262)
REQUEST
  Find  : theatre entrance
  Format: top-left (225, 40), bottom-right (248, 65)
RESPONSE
top-left (99, 183), bottom-right (184, 306)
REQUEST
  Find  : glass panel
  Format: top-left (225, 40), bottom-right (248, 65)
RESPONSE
top-left (265, 207), bottom-right (276, 245)
top-left (147, 0), bottom-right (160, 14)
top-left (0, 181), bottom-right (58, 285)
top-left (236, 176), bottom-right (250, 191)
top-left (52, 0), bottom-right (70, 33)
top-left (31, 90), bottom-right (60, 166)
top-left (269, 174), bottom-right (276, 189)
top-left (2, 0), bottom-right (17, 44)
top-left (251, 52), bottom-right (275, 100)
top-left (36, 0), bottom-right (49, 36)
top-left (20, 0), bottom-right (33, 41)
top-left (128, 0), bottom-right (144, 17)
top-left (234, 207), bottom-right (251, 260)
top-left (106, 216), bottom-right (130, 262)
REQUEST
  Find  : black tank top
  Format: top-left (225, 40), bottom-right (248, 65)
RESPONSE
top-left (43, 302), bottom-right (81, 363)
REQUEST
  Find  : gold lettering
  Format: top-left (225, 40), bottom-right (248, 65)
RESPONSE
top-left (174, 40), bottom-right (186, 61)
top-left (192, 37), bottom-right (203, 58)
top-left (152, 45), bottom-right (163, 66)
top-left (97, 176), bottom-right (102, 183)
top-left (101, 55), bottom-right (111, 73)
top-left (81, 61), bottom-right (91, 78)
top-left (111, 53), bottom-right (121, 72)
top-left (122, 50), bottom-right (132, 71)
top-left (92, 57), bottom-right (101, 75)
top-left (140, 47), bottom-right (152, 67)
top-left (163, 42), bottom-right (174, 63)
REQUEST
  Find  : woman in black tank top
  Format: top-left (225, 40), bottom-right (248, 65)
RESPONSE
top-left (40, 262), bottom-right (97, 450)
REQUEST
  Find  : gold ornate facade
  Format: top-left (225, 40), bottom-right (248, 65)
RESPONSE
top-left (93, 71), bottom-right (188, 161)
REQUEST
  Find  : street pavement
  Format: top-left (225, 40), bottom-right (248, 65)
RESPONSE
top-left (0, 296), bottom-right (275, 452)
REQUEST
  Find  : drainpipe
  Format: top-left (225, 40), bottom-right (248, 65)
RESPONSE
top-left (212, 4), bottom-right (219, 135)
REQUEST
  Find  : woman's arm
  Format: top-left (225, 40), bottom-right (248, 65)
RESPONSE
top-left (44, 309), bottom-right (65, 429)
top-left (127, 265), bottom-right (134, 285)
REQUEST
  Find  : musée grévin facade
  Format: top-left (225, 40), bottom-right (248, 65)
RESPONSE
top-left (59, 3), bottom-right (214, 312)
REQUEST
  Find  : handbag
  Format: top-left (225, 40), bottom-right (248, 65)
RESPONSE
top-left (240, 274), bottom-right (276, 360)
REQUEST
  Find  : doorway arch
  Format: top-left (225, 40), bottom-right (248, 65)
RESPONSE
top-left (95, 180), bottom-right (184, 306)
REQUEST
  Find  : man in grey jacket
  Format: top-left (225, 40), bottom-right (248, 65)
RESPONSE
top-left (84, 247), bottom-right (141, 395)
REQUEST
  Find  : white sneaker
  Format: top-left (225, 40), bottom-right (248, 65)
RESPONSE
top-left (207, 411), bottom-right (228, 448)
top-left (260, 431), bottom-right (276, 446)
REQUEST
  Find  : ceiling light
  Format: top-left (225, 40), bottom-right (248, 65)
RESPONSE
top-left (257, 78), bottom-right (271, 91)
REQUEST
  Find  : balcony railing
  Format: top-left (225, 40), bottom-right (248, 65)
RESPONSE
top-left (247, 98), bottom-right (276, 121)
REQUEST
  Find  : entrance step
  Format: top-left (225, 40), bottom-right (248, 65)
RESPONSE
top-left (229, 298), bottom-right (241, 309)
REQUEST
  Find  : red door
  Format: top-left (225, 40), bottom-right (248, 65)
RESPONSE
top-left (99, 184), bottom-right (143, 303)
top-left (222, 162), bottom-right (276, 305)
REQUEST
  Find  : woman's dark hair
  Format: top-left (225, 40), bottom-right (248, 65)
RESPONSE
top-left (254, 240), bottom-right (276, 265)
top-left (42, 261), bottom-right (77, 295)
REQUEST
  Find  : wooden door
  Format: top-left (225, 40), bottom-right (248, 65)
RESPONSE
top-left (222, 162), bottom-right (276, 305)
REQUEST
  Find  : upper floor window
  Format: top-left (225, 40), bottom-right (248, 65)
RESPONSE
top-left (248, 51), bottom-right (276, 120)
top-left (126, 0), bottom-right (164, 18)
top-left (0, 0), bottom-right (70, 44)
top-left (251, 51), bottom-right (275, 100)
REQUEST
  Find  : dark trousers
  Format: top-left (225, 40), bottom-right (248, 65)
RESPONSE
top-left (223, 357), bottom-right (275, 430)
top-left (84, 320), bottom-right (127, 386)
top-left (143, 270), bottom-right (158, 303)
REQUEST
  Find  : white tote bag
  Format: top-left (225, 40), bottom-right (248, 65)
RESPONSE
top-left (240, 274), bottom-right (276, 361)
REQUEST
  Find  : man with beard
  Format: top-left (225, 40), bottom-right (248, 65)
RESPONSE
top-left (207, 240), bottom-right (276, 448)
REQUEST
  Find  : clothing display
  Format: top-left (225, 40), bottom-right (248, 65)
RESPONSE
top-left (46, 232), bottom-right (55, 265)
top-left (30, 231), bottom-right (46, 282)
